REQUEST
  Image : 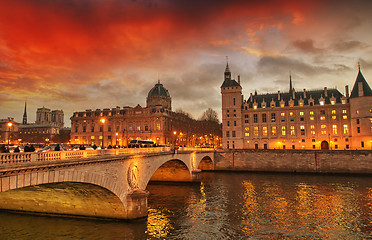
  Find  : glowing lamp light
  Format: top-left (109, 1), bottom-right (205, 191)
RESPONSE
top-left (7, 122), bottom-right (12, 127)
top-left (100, 118), bottom-right (106, 124)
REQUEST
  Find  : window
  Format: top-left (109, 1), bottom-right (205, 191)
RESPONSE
top-left (300, 111), bottom-right (304, 116)
top-left (75, 126), bottom-right (78, 133)
top-left (145, 125), bottom-right (149, 131)
top-left (331, 100), bottom-right (335, 105)
top-left (281, 126), bottom-right (286, 136)
top-left (156, 123), bottom-right (161, 130)
top-left (320, 110), bottom-right (326, 114)
top-left (226, 131), bottom-right (230, 137)
top-left (281, 112), bottom-right (285, 117)
top-left (290, 112), bottom-right (294, 116)
top-left (356, 110), bottom-right (359, 114)
top-left (99, 126), bottom-right (103, 132)
top-left (320, 116), bottom-right (326, 120)
top-left (234, 121), bottom-right (236, 126)
top-left (254, 114), bottom-right (258, 123)
top-left (290, 126), bottom-right (295, 135)
top-left (263, 127), bottom-right (267, 136)
top-left (332, 125), bottom-right (337, 135)
top-left (245, 120), bottom-right (249, 124)
top-left (244, 114), bottom-right (249, 118)
top-left (245, 127), bottom-right (249, 137)
top-left (332, 116), bottom-right (336, 120)
top-left (108, 126), bottom-right (111, 132)
top-left (343, 125), bottom-right (349, 135)
top-left (361, 141), bottom-right (364, 148)
top-left (262, 114), bottom-right (267, 123)
top-left (332, 110), bottom-right (336, 114)
top-left (83, 126), bottom-right (86, 132)
top-left (272, 126), bottom-right (277, 136)
top-left (343, 115), bottom-right (348, 119)
top-left (356, 119), bottom-right (360, 124)
top-left (321, 130), bottom-right (327, 135)
top-left (310, 116), bottom-right (314, 121)
top-left (233, 98), bottom-right (236, 105)
top-left (320, 101), bottom-right (324, 106)
top-left (254, 127), bottom-right (259, 136)
top-left (227, 121), bottom-right (230, 127)
top-left (357, 127), bottom-right (360, 133)
top-left (271, 113), bottom-right (276, 122)
top-left (300, 125), bottom-right (305, 135)
top-left (129, 125), bottom-right (132, 131)
top-left (232, 131), bottom-right (236, 137)
top-left (310, 111), bottom-right (314, 115)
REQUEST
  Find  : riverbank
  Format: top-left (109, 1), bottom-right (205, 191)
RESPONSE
top-left (214, 149), bottom-right (372, 174)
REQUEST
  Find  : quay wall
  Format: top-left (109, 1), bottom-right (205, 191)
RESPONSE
top-left (214, 149), bottom-right (372, 174)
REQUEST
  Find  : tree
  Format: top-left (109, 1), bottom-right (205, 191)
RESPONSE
top-left (199, 108), bottom-right (219, 123)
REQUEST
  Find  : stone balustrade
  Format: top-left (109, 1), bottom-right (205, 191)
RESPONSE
top-left (0, 147), bottom-right (214, 165)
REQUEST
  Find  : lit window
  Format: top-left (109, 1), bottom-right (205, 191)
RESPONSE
top-left (263, 127), bottom-right (267, 136)
top-left (332, 125), bottom-right (337, 135)
top-left (356, 110), bottom-right (359, 114)
top-left (281, 103), bottom-right (285, 108)
top-left (281, 112), bottom-right (285, 117)
top-left (320, 116), bottom-right (326, 120)
top-left (290, 112), bottom-right (293, 116)
top-left (245, 127), bottom-right (249, 137)
top-left (342, 99), bottom-right (347, 104)
top-left (299, 102), bottom-right (303, 107)
top-left (156, 123), bottom-right (161, 130)
top-left (321, 130), bottom-right (327, 135)
top-left (253, 105), bottom-right (257, 110)
top-left (310, 116), bottom-right (314, 121)
top-left (281, 126), bottom-right (286, 136)
top-left (343, 125), bottom-right (349, 135)
top-left (290, 126), bottom-right (295, 135)
top-left (245, 132), bottom-right (249, 137)
top-left (311, 130), bottom-right (315, 135)
top-left (332, 116), bottom-right (336, 120)
top-left (332, 110), bottom-right (336, 114)
top-left (272, 126), bottom-right (277, 136)
top-left (321, 124), bottom-right (326, 129)
top-left (331, 100), bottom-right (335, 105)
top-left (343, 115), bottom-right (348, 119)
top-left (300, 112), bottom-right (304, 116)
top-left (254, 127), bottom-right (259, 136)
top-left (310, 111), bottom-right (314, 115)
top-left (342, 109), bottom-right (347, 114)
top-left (320, 101), bottom-right (324, 106)
top-left (310, 125), bottom-right (315, 129)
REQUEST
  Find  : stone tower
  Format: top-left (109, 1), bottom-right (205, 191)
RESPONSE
top-left (221, 61), bottom-right (244, 149)
top-left (349, 65), bottom-right (372, 149)
top-left (146, 81), bottom-right (172, 110)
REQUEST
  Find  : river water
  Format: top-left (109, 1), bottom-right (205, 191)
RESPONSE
top-left (0, 172), bottom-right (372, 239)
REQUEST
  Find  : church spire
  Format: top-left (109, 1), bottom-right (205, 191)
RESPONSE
top-left (22, 100), bottom-right (27, 125)
top-left (289, 73), bottom-right (293, 93)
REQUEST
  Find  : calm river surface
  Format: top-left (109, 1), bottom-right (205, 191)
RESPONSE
top-left (0, 172), bottom-right (372, 239)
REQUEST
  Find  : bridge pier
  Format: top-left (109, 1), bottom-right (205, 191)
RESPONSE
top-left (191, 169), bottom-right (202, 182)
top-left (125, 189), bottom-right (149, 220)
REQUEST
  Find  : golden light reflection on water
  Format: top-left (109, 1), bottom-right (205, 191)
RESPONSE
top-left (146, 208), bottom-right (173, 239)
top-left (240, 180), bottom-right (259, 235)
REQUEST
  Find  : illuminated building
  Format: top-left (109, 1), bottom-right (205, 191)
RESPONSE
top-left (221, 63), bottom-right (372, 150)
top-left (70, 81), bottom-right (193, 146)
top-left (0, 118), bottom-right (19, 144)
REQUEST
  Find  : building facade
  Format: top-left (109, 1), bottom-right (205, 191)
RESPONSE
top-left (221, 63), bottom-right (372, 150)
top-left (0, 118), bottom-right (19, 144)
top-left (70, 82), bottom-right (194, 147)
top-left (18, 106), bottom-right (65, 143)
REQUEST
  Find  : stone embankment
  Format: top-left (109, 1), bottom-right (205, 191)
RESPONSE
top-left (214, 149), bottom-right (372, 174)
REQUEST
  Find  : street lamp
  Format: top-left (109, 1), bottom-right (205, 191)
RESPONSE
top-left (115, 132), bottom-right (118, 146)
top-left (100, 118), bottom-right (106, 148)
top-left (7, 121), bottom-right (13, 147)
top-left (173, 131), bottom-right (177, 147)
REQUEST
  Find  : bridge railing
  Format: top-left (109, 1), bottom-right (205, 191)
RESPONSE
top-left (0, 147), bottom-right (214, 165)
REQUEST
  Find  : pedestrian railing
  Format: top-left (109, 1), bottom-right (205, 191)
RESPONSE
top-left (0, 147), bottom-right (214, 165)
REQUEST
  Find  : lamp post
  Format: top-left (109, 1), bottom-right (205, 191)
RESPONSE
top-left (7, 121), bottom-right (13, 148)
top-left (115, 132), bottom-right (118, 146)
top-left (100, 118), bottom-right (106, 149)
top-left (173, 131), bottom-right (177, 147)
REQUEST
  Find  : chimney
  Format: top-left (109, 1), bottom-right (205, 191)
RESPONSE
top-left (324, 87), bottom-right (328, 97)
top-left (278, 91), bottom-right (281, 100)
top-left (238, 75), bottom-right (240, 85)
top-left (250, 93), bottom-right (253, 102)
top-left (303, 89), bottom-right (307, 98)
top-left (358, 82), bottom-right (364, 96)
top-left (345, 85), bottom-right (349, 98)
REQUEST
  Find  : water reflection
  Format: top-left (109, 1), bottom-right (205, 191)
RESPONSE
top-left (1, 172), bottom-right (372, 239)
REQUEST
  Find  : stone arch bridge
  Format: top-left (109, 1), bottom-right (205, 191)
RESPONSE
top-left (0, 148), bottom-right (214, 220)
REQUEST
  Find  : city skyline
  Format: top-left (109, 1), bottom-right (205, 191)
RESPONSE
top-left (1, 0), bottom-right (372, 126)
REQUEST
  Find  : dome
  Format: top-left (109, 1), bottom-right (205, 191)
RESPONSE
top-left (146, 81), bottom-right (172, 110)
top-left (147, 82), bottom-right (170, 98)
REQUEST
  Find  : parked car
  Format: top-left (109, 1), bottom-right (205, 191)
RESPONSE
top-left (37, 144), bottom-right (68, 152)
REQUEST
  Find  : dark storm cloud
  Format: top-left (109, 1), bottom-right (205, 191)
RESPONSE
top-left (292, 39), bottom-right (324, 54)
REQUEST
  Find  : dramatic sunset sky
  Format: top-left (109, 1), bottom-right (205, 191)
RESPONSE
top-left (1, 0), bottom-right (371, 126)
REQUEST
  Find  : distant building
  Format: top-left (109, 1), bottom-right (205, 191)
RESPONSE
top-left (0, 118), bottom-right (19, 144)
top-left (221, 63), bottom-right (372, 150)
top-left (70, 81), bottom-right (195, 147)
top-left (18, 106), bottom-right (65, 143)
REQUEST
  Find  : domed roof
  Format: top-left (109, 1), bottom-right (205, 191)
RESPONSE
top-left (148, 81), bottom-right (170, 98)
